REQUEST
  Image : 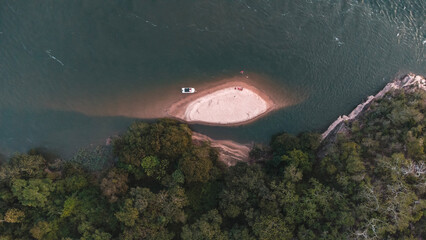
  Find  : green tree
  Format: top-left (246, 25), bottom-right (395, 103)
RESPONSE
top-left (114, 119), bottom-right (192, 166)
top-left (281, 149), bottom-right (311, 173)
top-left (252, 215), bottom-right (292, 240)
top-left (78, 221), bottom-right (112, 240)
top-left (172, 169), bottom-right (185, 184)
top-left (0, 154), bottom-right (46, 181)
top-left (140, 156), bottom-right (168, 179)
top-left (11, 178), bottom-right (53, 208)
top-left (30, 221), bottom-right (53, 240)
top-left (115, 199), bottom-right (139, 227)
top-left (181, 209), bottom-right (228, 240)
top-left (3, 208), bottom-right (25, 223)
top-left (406, 132), bottom-right (424, 160)
top-left (179, 145), bottom-right (213, 183)
top-left (61, 196), bottom-right (79, 218)
top-left (271, 133), bottom-right (300, 156)
top-left (228, 225), bottom-right (255, 240)
top-left (116, 186), bottom-right (187, 239)
top-left (340, 142), bottom-right (365, 175)
top-left (219, 163), bottom-right (267, 218)
top-left (100, 168), bottom-right (128, 202)
top-left (283, 165), bottom-right (303, 182)
top-left (55, 163), bottom-right (89, 194)
top-left (298, 132), bottom-right (321, 152)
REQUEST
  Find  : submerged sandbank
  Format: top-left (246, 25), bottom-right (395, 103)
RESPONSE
top-left (167, 78), bottom-right (280, 125)
top-left (58, 74), bottom-right (301, 127)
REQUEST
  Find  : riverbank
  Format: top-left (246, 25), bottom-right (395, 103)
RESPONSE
top-left (191, 132), bottom-right (252, 166)
top-left (321, 73), bottom-right (426, 142)
top-left (167, 77), bottom-right (280, 126)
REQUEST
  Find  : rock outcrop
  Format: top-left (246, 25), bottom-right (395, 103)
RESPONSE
top-left (321, 73), bottom-right (426, 142)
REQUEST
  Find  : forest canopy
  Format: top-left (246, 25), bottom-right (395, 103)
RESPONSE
top-left (0, 89), bottom-right (424, 239)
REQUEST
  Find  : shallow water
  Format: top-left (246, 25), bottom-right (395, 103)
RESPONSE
top-left (0, 0), bottom-right (425, 157)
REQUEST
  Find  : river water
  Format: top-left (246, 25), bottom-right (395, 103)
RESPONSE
top-left (0, 0), bottom-right (425, 157)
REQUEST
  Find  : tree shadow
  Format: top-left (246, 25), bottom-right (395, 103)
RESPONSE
top-left (28, 147), bottom-right (61, 162)
top-left (0, 152), bottom-right (6, 165)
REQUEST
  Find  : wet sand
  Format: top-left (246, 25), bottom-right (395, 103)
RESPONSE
top-left (58, 74), bottom-right (300, 127)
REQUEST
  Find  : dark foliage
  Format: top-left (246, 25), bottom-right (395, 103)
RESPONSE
top-left (0, 90), bottom-right (424, 239)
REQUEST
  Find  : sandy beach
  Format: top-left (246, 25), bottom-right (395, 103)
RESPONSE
top-left (191, 132), bottom-right (251, 166)
top-left (167, 77), bottom-right (278, 125)
top-left (62, 74), bottom-right (300, 125)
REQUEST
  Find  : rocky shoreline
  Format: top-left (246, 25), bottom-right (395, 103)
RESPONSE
top-left (321, 73), bottom-right (426, 142)
top-left (192, 73), bottom-right (426, 166)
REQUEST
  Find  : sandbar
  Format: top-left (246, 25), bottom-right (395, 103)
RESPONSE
top-left (167, 79), bottom-right (277, 125)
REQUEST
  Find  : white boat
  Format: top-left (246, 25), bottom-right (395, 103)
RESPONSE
top-left (182, 87), bottom-right (196, 93)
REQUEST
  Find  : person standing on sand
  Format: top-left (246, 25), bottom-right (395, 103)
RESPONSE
top-left (240, 70), bottom-right (249, 78)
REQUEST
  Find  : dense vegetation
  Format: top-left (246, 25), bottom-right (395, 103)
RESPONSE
top-left (0, 89), bottom-right (424, 239)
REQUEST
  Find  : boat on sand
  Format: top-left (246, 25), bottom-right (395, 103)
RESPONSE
top-left (181, 87), bottom-right (196, 93)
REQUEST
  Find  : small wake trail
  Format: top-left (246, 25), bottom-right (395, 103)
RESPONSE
top-left (45, 50), bottom-right (64, 66)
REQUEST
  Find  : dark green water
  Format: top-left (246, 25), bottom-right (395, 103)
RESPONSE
top-left (1, 0), bottom-right (425, 157)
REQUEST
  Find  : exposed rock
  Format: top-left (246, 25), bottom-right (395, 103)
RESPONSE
top-left (321, 73), bottom-right (426, 142)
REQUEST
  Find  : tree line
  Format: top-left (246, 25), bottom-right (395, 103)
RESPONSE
top-left (0, 89), bottom-right (424, 239)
